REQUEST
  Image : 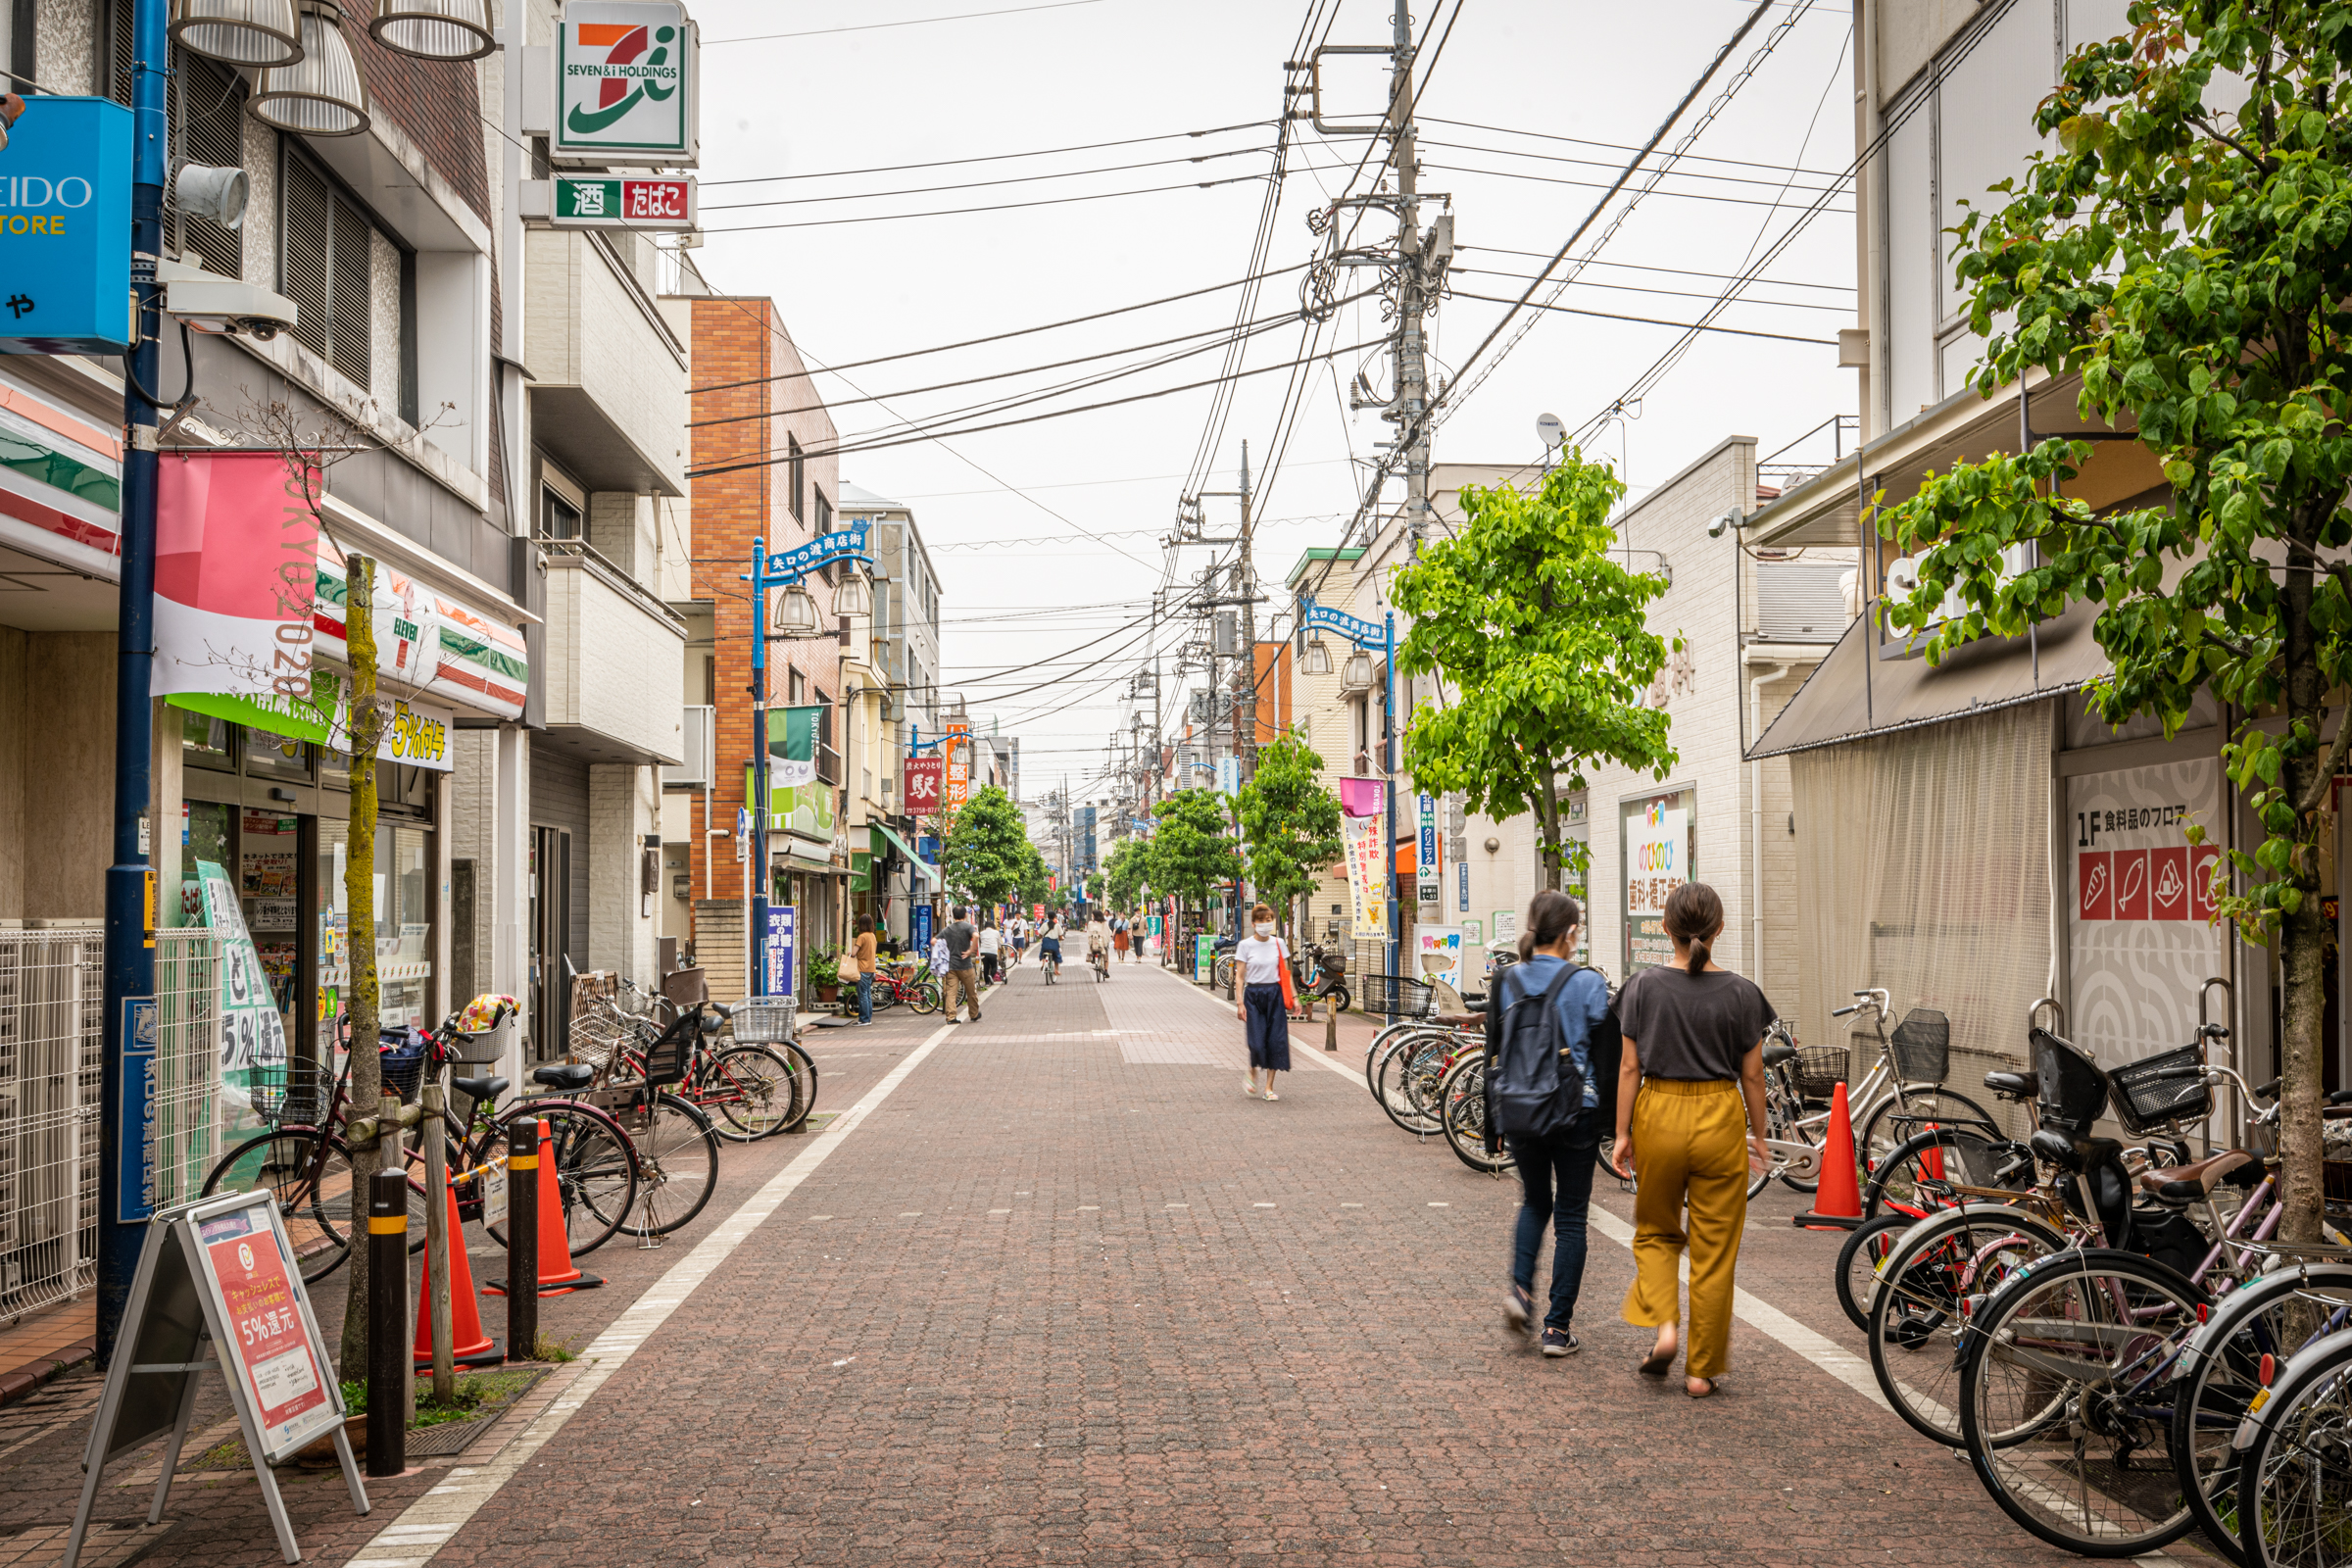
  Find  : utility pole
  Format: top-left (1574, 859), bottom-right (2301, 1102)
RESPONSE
top-left (1389, 0), bottom-right (1434, 555)
top-left (1232, 441), bottom-right (1258, 780)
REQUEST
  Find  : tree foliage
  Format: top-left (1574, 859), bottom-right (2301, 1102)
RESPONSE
top-left (941, 786), bottom-right (1027, 909)
top-left (1018, 841), bottom-right (1050, 909)
top-left (1875, 0), bottom-right (2352, 1238)
top-left (1393, 457), bottom-right (1678, 888)
top-left (1103, 835), bottom-right (1150, 909)
top-left (1236, 733), bottom-right (1344, 924)
top-left (1147, 788), bottom-right (1242, 906)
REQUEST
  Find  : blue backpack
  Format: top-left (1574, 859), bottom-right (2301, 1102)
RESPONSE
top-left (1490, 962), bottom-right (1586, 1141)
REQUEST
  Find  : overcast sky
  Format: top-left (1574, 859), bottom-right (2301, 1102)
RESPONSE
top-left (686, 0), bottom-right (1859, 799)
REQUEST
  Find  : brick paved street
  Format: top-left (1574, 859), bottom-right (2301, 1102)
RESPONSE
top-left (0, 966), bottom-right (2210, 1565)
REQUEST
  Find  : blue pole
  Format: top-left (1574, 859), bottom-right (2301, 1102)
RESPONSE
top-left (1383, 612), bottom-right (1398, 995)
top-left (750, 537), bottom-right (767, 998)
top-left (99, 0), bottom-right (169, 1365)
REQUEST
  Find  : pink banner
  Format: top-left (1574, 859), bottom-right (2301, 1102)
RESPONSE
top-left (1340, 775), bottom-right (1386, 819)
top-left (153, 453), bottom-right (321, 700)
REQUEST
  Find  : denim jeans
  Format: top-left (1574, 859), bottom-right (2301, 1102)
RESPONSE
top-left (856, 971), bottom-right (872, 1024)
top-left (1507, 1109), bottom-right (1601, 1331)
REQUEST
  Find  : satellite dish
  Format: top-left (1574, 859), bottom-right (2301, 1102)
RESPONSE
top-left (1537, 413), bottom-right (1565, 450)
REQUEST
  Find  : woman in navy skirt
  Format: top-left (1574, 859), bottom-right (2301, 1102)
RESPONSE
top-left (1232, 902), bottom-right (1293, 1100)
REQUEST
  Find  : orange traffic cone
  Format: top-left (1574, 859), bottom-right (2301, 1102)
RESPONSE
top-left (483, 1119), bottom-right (605, 1298)
top-left (1796, 1082), bottom-right (1864, 1231)
top-left (414, 1185), bottom-right (504, 1369)
top-left (1920, 1125), bottom-right (1946, 1183)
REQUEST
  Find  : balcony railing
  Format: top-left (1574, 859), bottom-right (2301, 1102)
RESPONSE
top-left (665, 705), bottom-right (714, 789)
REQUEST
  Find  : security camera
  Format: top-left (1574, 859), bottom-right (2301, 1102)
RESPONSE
top-left (1707, 509), bottom-right (1743, 540)
top-left (156, 259), bottom-right (297, 338)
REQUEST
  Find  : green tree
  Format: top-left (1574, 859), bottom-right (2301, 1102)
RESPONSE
top-left (1103, 835), bottom-right (1150, 909)
top-left (940, 786), bottom-right (1027, 910)
top-left (1148, 788), bottom-right (1243, 908)
top-left (1392, 457), bottom-right (1678, 889)
top-left (1018, 841), bottom-right (1050, 909)
top-left (1237, 732), bottom-right (1343, 930)
top-left (1874, 0), bottom-right (2352, 1239)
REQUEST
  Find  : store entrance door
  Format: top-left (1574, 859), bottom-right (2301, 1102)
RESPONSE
top-left (530, 826), bottom-right (571, 1061)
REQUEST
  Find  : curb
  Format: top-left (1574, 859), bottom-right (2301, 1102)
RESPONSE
top-left (0, 1336), bottom-right (97, 1407)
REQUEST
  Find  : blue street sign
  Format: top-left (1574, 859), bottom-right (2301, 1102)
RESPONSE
top-left (766, 905), bottom-right (795, 996)
top-left (0, 98), bottom-right (132, 355)
top-left (117, 997), bottom-right (156, 1222)
top-left (917, 834), bottom-right (938, 862)
top-left (912, 903), bottom-right (933, 953)
top-left (762, 519), bottom-right (870, 583)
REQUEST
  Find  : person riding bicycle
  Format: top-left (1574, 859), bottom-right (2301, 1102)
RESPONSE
top-left (1086, 915), bottom-right (1111, 978)
top-left (1038, 922), bottom-right (1064, 983)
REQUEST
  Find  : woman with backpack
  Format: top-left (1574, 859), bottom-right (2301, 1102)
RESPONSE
top-left (1609, 881), bottom-right (1775, 1398)
top-left (1486, 890), bottom-right (1612, 1357)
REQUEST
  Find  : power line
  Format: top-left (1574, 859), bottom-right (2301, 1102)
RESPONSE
top-left (1422, 160), bottom-right (1851, 214)
top-left (701, 120), bottom-right (1272, 187)
top-left (703, 170), bottom-right (1272, 234)
top-left (707, 0), bottom-right (1112, 44)
top-left (1451, 264), bottom-right (1852, 312)
top-left (1463, 244), bottom-right (1851, 293)
top-left (1422, 115), bottom-right (1851, 180)
top-left (1445, 290), bottom-right (1837, 344)
top-left (700, 142), bottom-right (1278, 212)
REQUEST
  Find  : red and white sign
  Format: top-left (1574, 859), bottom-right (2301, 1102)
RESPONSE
top-left (904, 756), bottom-right (944, 812)
top-left (153, 453), bottom-right (321, 702)
top-left (197, 1204), bottom-right (331, 1456)
top-left (623, 178), bottom-right (690, 220)
top-left (2067, 757), bottom-right (2226, 1072)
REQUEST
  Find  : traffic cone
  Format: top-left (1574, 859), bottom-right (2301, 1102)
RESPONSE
top-left (483, 1118), bottom-right (605, 1298)
top-left (1795, 1082), bottom-right (1864, 1231)
top-left (414, 1185), bottom-right (504, 1369)
top-left (1920, 1124), bottom-right (1946, 1182)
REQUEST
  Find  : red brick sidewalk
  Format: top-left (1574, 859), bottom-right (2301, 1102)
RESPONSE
top-left (0, 967), bottom-right (2201, 1565)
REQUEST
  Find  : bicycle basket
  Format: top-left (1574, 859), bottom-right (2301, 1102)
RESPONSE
top-left (1887, 1008), bottom-right (1950, 1084)
top-left (1792, 1047), bottom-right (1848, 1101)
top-left (1360, 973), bottom-right (1435, 1019)
top-left (2032, 1026), bottom-right (2109, 1134)
top-left (247, 1054), bottom-right (328, 1126)
top-left (2111, 1044), bottom-right (2215, 1136)
top-left (730, 997), bottom-right (795, 1047)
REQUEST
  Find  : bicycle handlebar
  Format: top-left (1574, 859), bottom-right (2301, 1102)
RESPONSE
top-left (1831, 1004), bottom-right (1859, 1017)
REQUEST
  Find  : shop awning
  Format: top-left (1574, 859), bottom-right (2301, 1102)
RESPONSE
top-left (1745, 597), bottom-right (2111, 760)
top-left (870, 822), bottom-right (936, 886)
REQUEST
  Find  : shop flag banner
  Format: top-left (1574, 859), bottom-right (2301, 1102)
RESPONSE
top-left (767, 706), bottom-right (823, 787)
top-left (904, 756), bottom-right (944, 813)
top-left (1341, 776), bottom-right (1386, 819)
top-left (945, 721), bottom-right (972, 812)
top-left (153, 455), bottom-right (321, 703)
top-left (553, 1), bottom-right (699, 166)
top-left (1417, 793), bottom-right (1441, 905)
top-left (1622, 791), bottom-right (1692, 975)
top-left (196, 860), bottom-right (287, 1111)
top-left (2069, 758), bottom-right (2225, 1069)
top-left (765, 906), bottom-right (795, 997)
top-left (1342, 812), bottom-right (1389, 940)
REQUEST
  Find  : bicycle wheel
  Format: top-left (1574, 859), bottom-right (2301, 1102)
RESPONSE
top-left (770, 1038), bottom-right (817, 1133)
top-left (1834, 1210), bottom-right (1918, 1333)
top-left (485, 1102), bottom-right (638, 1257)
top-left (1376, 1032), bottom-right (1450, 1134)
top-left (1439, 1054), bottom-right (1512, 1175)
top-left (1863, 1125), bottom-right (2029, 1219)
top-left (2237, 1331), bottom-right (2352, 1567)
top-left (1760, 1067), bottom-right (1823, 1197)
top-left (1364, 1021), bottom-right (1425, 1098)
top-left (910, 979), bottom-right (942, 1014)
top-left (1868, 1204), bottom-right (2069, 1446)
top-left (627, 1093), bottom-right (721, 1237)
top-left (204, 1128), bottom-right (359, 1283)
top-left (2171, 1266), bottom-right (2352, 1564)
top-left (1856, 1087), bottom-right (2000, 1173)
top-left (1959, 1249), bottom-right (2207, 1557)
top-left (705, 1045), bottom-right (807, 1141)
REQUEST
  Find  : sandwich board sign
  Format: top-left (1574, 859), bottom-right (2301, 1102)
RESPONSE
top-left (65, 1190), bottom-right (367, 1565)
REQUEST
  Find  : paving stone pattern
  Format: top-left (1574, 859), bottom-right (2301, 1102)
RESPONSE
top-left (1, 968), bottom-right (2202, 1564)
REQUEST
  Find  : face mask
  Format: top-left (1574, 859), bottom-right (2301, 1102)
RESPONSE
top-left (1254, 922), bottom-right (1273, 939)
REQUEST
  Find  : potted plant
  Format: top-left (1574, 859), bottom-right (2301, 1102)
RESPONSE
top-left (808, 945), bottom-right (842, 1005)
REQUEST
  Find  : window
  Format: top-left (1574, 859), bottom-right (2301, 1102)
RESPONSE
top-left (788, 668), bottom-right (806, 706)
top-left (107, 4), bottom-right (244, 280)
top-left (540, 488), bottom-right (582, 540)
top-left (815, 489), bottom-right (832, 535)
top-left (788, 436), bottom-right (805, 521)
top-left (279, 145), bottom-right (376, 388)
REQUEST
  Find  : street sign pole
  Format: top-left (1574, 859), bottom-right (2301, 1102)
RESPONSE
top-left (748, 536), bottom-right (767, 997)
top-left (99, 0), bottom-right (170, 1365)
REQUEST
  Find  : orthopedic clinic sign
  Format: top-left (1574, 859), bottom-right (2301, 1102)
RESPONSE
top-left (553, 2), bottom-right (700, 167)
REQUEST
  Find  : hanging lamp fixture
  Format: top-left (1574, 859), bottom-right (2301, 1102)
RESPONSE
top-left (250, 1), bottom-right (370, 137)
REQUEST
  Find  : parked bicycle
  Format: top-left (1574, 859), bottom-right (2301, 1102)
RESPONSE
top-left (590, 973), bottom-right (815, 1140)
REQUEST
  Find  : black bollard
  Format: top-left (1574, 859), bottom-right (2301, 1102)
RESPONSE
top-left (366, 1168), bottom-right (409, 1477)
top-left (506, 1119), bottom-right (538, 1360)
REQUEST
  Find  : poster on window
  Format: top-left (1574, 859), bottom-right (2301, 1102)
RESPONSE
top-left (1623, 789), bottom-right (1694, 977)
top-left (196, 859), bottom-right (288, 1111)
top-left (2069, 757), bottom-right (2224, 1067)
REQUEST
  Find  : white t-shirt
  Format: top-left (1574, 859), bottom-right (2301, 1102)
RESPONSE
top-left (979, 927), bottom-right (1001, 955)
top-left (1235, 935), bottom-right (1288, 985)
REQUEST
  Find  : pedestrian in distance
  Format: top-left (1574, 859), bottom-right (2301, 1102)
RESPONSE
top-left (1486, 890), bottom-right (1611, 1358)
top-left (1038, 919), bottom-right (1063, 984)
top-left (941, 906), bottom-right (983, 1023)
top-left (1232, 903), bottom-right (1292, 1100)
top-left (1112, 917), bottom-right (1131, 964)
top-left (850, 914), bottom-right (878, 1027)
top-left (978, 918), bottom-right (1002, 987)
top-left (1010, 915), bottom-right (1028, 967)
top-left (1609, 881), bottom-right (1775, 1398)
top-left (1085, 912), bottom-right (1111, 980)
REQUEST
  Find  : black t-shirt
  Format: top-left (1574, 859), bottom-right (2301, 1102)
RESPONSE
top-left (1618, 966), bottom-right (1776, 1082)
top-left (944, 922), bottom-right (976, 970)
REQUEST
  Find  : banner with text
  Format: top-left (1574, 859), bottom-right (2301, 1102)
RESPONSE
top-left (2069, 757), bottom-right (2224, 1067)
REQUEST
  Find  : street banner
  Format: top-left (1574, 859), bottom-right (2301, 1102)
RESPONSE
top-left (945, 721), bottom-right (972, 812)
top-left (154, 454), bottom-right (321, 703)
top-left (904, 756), bottom-right (944, 813)
top-left (1342, 812), bottom-right (1388, 940)
top-left (767, 706), bottom-right (822, 787)
top-left (2069, 758), bottom-right (2224, 1068)
top-left (1340, 776), bottom-right (1385, 818)
top-left (1417, 793), bottom-right (1441, 905)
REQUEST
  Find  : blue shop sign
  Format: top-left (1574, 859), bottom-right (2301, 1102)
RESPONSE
top-left (0, 98), bottom-right (131, 356)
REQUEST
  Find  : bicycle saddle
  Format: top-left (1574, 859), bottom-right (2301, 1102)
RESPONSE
top-left (1983, 1069), bottom-right (2036, 1101)
top-left (1761, 1039), bottom-right (1797, 1067)
top-left (2140, 1148), bottom-right (2256, 1200)
top-left (532, 1063), bottom-right (595, 1092)
top-left (452, 1074), bottom-right (508, 1102)
top-left (2030, 1128), bottom-right (2123, 1173)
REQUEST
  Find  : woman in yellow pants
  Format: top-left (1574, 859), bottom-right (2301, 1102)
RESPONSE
top-left (1607, 882), bottom-right (1774, 1398)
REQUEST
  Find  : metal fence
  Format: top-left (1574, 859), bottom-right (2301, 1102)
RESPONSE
top-left (0, 925), bottom-right (102, 1326)
top-left (152, 929), bottom-right (223, 1211)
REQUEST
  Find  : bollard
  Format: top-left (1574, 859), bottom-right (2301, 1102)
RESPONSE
top-left (506, 1119), bottom-right (539, 1361)
top-left (366, 1168), bottom-right (409, 1478)
top-left (422, 1083), bottom-right (454, 1403)
top-left (1325, 996), bottom-right (1340, 1053)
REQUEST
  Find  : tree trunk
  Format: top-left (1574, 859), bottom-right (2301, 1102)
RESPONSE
top-left (1534, 760), bottom-right (1562, 892)
top-left (2278, 537), bottom-right (2327, 1248)
top-left (339, 557), bottom-right (385, 1368)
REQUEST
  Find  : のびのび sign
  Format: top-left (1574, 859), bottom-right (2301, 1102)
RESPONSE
top-left (1622, 790), bottom-right (1692, 976)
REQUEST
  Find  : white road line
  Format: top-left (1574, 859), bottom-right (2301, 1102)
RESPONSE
top-left (343, 1022), bottom-right (958, 1568)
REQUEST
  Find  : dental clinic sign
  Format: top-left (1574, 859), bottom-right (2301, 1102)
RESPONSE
top-left (553, 3), bottom-right (700, 168)
top-left (0, 97), bottom-right (131, 355)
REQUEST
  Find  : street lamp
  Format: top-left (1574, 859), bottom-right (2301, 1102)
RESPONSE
top-left (1341, 648), bottom-right (1373, 694)
top-left (830, 568), bottom-right (873, 619)
top-left (368, 0), bottom-right (495, 60)
top-left (170, 0), bottom-right (304, 65)
top-left (250, 1), bottom-right (370, 136)
top-left (771, 581), bottom-right (820, 639)
top-left (1303, 637), bottom-right (1332, 676)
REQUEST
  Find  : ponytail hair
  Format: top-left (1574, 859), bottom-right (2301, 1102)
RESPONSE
top-left (1662, 881), bottom-right (1725, 975)
top-left (1526, 888), bottom-right (1582, 951)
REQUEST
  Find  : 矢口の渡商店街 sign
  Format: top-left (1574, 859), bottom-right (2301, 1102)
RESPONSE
top-left (553, 1), bottom-right (699, 167)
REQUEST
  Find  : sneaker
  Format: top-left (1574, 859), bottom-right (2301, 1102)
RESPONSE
top-left (1542, 1326), bottom-right (1581, 1358)
top-left (1504, 1285), bottom-right (1533, 1338)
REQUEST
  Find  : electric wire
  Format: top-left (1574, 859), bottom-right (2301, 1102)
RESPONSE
top-left (700, 120), bottom-right (1274, 187)
top-left (703, 170), bottom-right (1274, 234)
top-left (699, 142), bottom-right (1279, 211)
